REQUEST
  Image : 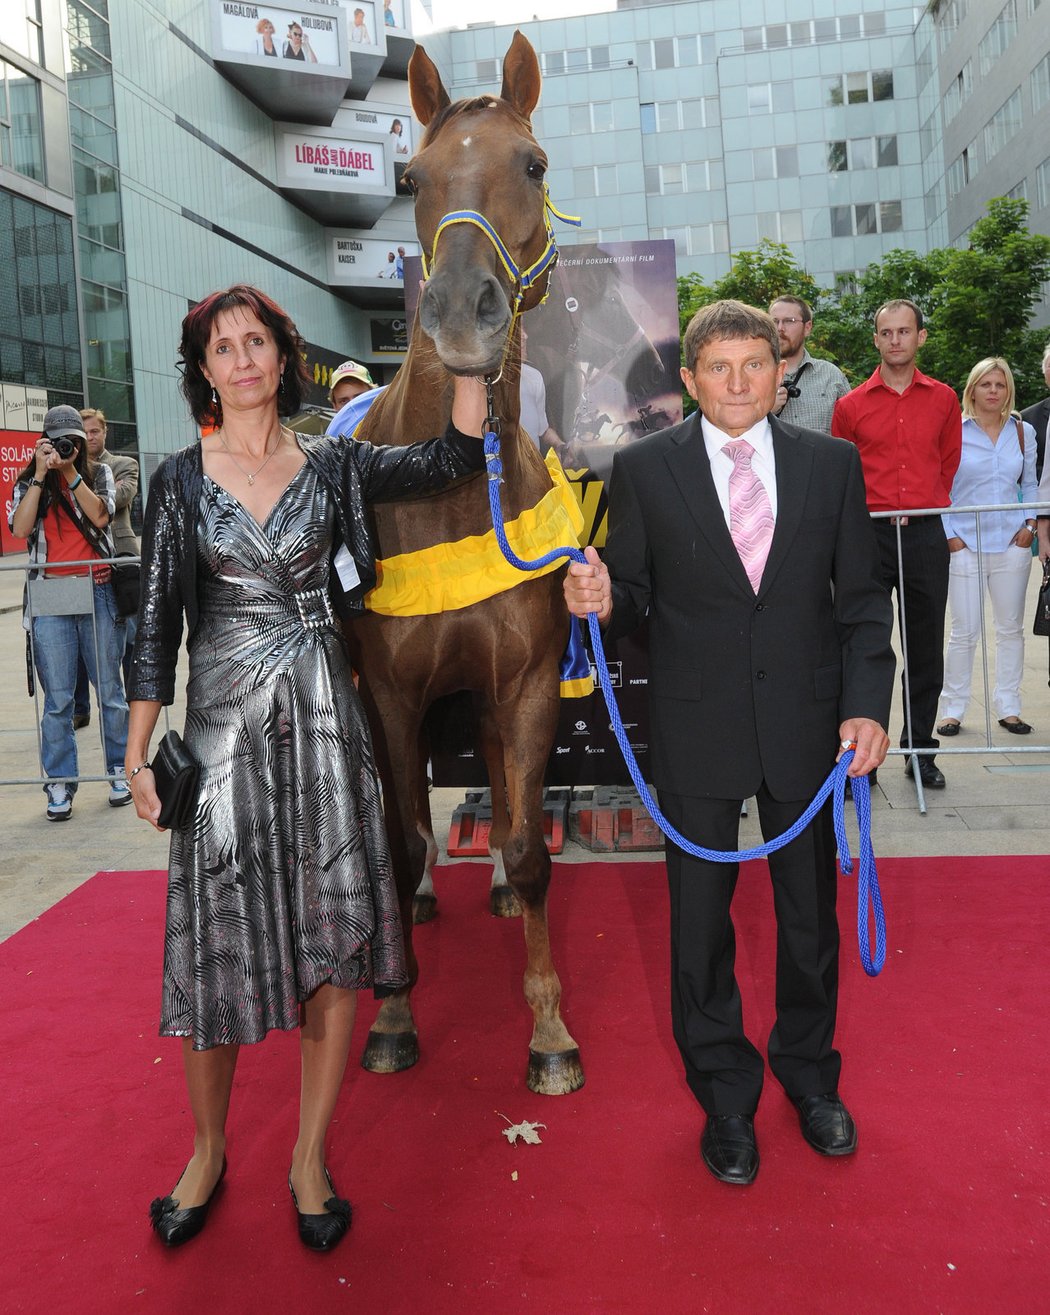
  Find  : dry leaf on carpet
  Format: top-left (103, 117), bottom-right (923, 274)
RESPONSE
top-left (497, 1111), bottom-right (547, 1145)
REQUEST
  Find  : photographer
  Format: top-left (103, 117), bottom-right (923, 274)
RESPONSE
top-left (9, 405), bottom-right (132, 820)
top-left (769, 296), bottom-right (850, 433)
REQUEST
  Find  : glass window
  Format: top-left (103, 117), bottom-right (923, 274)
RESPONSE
top-left (855, 203), bottom-right (877, 235)
top-left (681, 99), bottom-right (707, 130)
top-left (742, 27), bottom-right (764, 52)
top-left (573, 166), bottom-right (595, 198)
top-left (838, 15), bottom-right (861, 39)
top-left (780, 210), bottom-right (803, 242)
top-left (790, 21), bottom-right (812, 45)
top-left (880, 201), bottom-right (903, 232)
top-left (1036, 156), bottom-right (1050, 209)
top-left (476, 59), bottom-right (497, 82)
top-left (569, 104), bottom-right (590, 134)
top-left (0, 61), bottom-right (44, 183)
top-left (772, 82), bottom-right (794, 112)
top-left (756, 212), bottom-right (780, 240)
top-left (700, 35), bottom-right (716, 64)
top-left (713, 223), bottom-right (729, 253)
top-left (825, 77), bottom-right (844, 107)
top-left (544, 51), bottom-right (564, 75)
top-left (1033, 53), bottom-right (1050, 114)
top-left (748, 85), bottom-right (772, 114)
top-left (831, 206), bottom-right (853, 237)
top-left (643, 164), bottom-right (659, 194)
top-left (766, 24), bottom-right (788, 49)
top-left (661, 163), bottom-right (683, 194)
top-left (1006, 179), bottom-right (1028, 201)
top-left (676, 35), bottom-right (697, 66)
top-left (815, 18), bottom-right (837, 42)
top-left (595, 165), bottom-right (616, 196)
top-left (639, 102), bottom-right (656, 135)
top-left (663, 226), bottom-right (689, 256)
top-left (878, 136), bottom-right (899, 167)
top-left (590, 45), bottom-right (610, 69)
top-left (872, 71), bottom-right (894, 101)
top-left (846, 72), bottom-right (869, 104)
top-left (566, 48), bottom-right (587, 71)
top-left (851, 137), bottom-right (874, 171)
top-left (657, 101), bottom-right (679, 132)
top-left (776, 145), bottom-right (798, 176)
top-left (592, 101), bottom-right (613, 132)
top-left (864, 11), bottom-right (886, 35)
top-left (653, 38), bottom-right (675, 70)
top-left (753, 148), bottom-right (775, 181)
top-left (828, 140), bottom-right (848, 172)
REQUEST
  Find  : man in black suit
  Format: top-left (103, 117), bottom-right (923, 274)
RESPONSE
top-left (1020, 342), bottom-right (1050, 481)
top-left (564, 301), bottom-right (894, 1186)
top-left (1024, 343), bottom-right (1050, 683)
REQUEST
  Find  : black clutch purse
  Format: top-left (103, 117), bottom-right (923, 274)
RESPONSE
top-left (152, 730), bottom-right (200, 830)
top-left (1034, 559), bottom-right (1050, 638)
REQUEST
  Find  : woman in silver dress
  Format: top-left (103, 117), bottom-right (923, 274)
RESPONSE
top-left (125, 285), bottom-right (485, 1251)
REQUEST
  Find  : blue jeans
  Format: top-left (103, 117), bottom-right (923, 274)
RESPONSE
top-left (33, 581), bottom-right (129, 793)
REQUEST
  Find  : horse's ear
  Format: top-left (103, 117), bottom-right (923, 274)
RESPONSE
top-left (499, 30), bottom-right (541, 122)
top-left (408, 44), bottom-right (451, 126)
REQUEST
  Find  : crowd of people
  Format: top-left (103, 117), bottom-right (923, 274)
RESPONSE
top-left (8, 280), bottom-right (1050, 1243)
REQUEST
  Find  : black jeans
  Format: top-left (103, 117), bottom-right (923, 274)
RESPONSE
top-left (872, 517), bottom-right (950, 752)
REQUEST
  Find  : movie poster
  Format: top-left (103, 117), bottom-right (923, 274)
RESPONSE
top-left (217, 3), bottom-right (343, 65)
top-left (344, 105), bottom-right (412, 158)
top-left (341, 0), bottom-right (379, 49)
top-left (280, 132), bottom-right (385, 185)
top-left (330, 233), bottom-right (418, 283)
top-left (405, 239), bottom-right (682, 788)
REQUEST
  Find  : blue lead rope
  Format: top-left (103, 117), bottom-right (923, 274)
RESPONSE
top-left (483, 431), bottom-right (886, 976)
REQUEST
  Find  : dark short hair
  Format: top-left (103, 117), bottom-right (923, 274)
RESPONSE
top-left (682, 300), bottom-right (780, 372)
top-left (769, 294), bottom-right (812, 323)
top-left (177, 284), bottom-right (310, 425)
top-left (874, 298), bottom-right (924, 331)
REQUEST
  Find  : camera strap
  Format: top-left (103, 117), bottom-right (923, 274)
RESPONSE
top-left (53, 476), bottom-right (112, 561)
top-left (783, 359), bottom-right (812, 390)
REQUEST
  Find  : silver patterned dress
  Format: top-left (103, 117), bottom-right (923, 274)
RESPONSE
top-left (160, 465), bottom-right (406, 1049)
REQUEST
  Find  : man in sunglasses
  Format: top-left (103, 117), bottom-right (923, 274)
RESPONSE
top-left (769, 296), bottom-right (850, 434)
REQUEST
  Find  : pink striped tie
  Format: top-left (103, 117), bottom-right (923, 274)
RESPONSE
top-left (723, 439), bottom-right (774, 593)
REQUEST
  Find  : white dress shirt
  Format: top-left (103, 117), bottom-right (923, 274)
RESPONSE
top-left (700, 414), bottom-right (778, 528)
top-left (944, 416), bottom-right (1038, 552)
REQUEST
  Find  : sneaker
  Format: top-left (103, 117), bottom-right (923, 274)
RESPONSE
top-left (46, 783), bottom-right (73, 821)
top-left (108, 767), bottom-right (133, 808)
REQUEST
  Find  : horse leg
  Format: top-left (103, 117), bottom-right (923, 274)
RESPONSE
top-left (492, 694), bottom-right (584, 1095)
top-left (412, 725), bottom-right (439, 924)
top-left (476, 698), bottom-right (520, 919)
top-left (356, 681), bottom-right (427, 1075)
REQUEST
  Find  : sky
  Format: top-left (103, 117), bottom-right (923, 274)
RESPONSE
top-left (430, 0), bottom-right (612, 28)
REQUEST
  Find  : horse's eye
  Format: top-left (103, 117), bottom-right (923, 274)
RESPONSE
top-left (526, 160), bottom-right (546, 181)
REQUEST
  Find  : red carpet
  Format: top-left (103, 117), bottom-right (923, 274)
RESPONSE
top-left (2, 858), bottom-right (1047, 1314)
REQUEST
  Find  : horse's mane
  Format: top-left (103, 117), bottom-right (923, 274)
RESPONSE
top-left (420, 96), bottom-right (532, 148)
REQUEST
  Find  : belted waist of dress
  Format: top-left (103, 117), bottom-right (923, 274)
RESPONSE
top-left (202, 584), bottom-right (337, 631)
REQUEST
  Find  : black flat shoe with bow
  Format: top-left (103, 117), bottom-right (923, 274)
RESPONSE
top-left (999, 717), bottom-right (1033, 735)
top-left (289, 1167), bottom-right (352, 1251)
top-left (150, 1157), bottom-right (227, 1247)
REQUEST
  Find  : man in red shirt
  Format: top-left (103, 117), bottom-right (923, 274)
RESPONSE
top-left (832, 299), bottom-right (961, 789)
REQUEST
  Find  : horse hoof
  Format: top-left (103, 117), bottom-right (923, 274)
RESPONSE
top-left (361, 1029), bottom-right (419, 1074)
top-left (412, 892), bottom-right (438, 924)
top-left (527, 1048), bottom-right (585, 1096)
top-left (489, 886), bottom-right (522, 918)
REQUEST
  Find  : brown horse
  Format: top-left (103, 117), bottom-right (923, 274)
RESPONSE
top-left (347, 32), bottom-right (584, 1096)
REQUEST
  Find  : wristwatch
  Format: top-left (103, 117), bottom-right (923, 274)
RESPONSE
top-left (29, 477), bottom-right (45, 488)
top-left (1026, 521), bottom-right (1037, 531)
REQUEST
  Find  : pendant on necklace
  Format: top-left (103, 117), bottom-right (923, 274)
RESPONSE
top-left (247, 474), bottom-right (255, 485)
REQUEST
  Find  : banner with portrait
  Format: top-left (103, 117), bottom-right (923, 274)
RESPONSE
top-left (405, 239), bottom-right (682, 787)
top-left (217, 3), bottom-right (343, 65)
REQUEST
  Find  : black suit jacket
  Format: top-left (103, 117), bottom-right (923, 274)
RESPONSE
top-left (1021, 397), bottom-right (1050, 483)
top-left (603, 412), bottom-right (895, 802)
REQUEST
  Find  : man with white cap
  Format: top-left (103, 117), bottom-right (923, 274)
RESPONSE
top-left (328, 360), bottom-right (376, 411)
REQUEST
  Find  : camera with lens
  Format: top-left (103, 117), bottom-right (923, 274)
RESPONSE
top-left (784, 383), bottom-right (802, 399)
top-left (51, 434), bottom-right (78, 460)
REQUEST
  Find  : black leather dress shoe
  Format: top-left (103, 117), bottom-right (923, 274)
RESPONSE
top-left (700, 1114), bottom-right (759, 1185)
top-left (792, 1094), bottom-right (857, 1156)
top-left (150, 1157), bottom-right (226, 1246)
top-left (904, 757), bottom-right (945, 789)
top-left (289, 1167), bottom-right (352, 1251)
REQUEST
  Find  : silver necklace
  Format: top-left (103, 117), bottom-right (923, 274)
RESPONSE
top-left (219, 427), bottom-right (284, 485)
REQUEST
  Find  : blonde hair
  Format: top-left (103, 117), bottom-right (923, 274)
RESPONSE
top-left (961, 357), bottom-right (1016, 423)
top-left (79, 407), bottom-right (107, 429)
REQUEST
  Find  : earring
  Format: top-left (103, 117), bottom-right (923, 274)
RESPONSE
top-left (211, 387), bottom-right (218, 406)
top-left (278, 372), bottom-right (285, 394)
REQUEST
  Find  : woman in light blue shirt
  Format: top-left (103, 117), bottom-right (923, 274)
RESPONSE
top-left (938, 357), bottom-right (1039, 735)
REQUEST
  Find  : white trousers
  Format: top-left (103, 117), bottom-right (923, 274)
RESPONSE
top-left (939, 544), bottom-right (1032, 720)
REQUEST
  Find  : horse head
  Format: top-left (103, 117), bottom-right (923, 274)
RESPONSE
top-left (406, 32), bottom-right (553, 376)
